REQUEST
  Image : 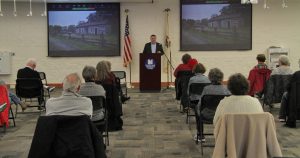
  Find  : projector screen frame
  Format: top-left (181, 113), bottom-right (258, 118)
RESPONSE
top-left (180, 0), bottom-right (253, 51)
top-left (47, 2), bottom-right (121, 57)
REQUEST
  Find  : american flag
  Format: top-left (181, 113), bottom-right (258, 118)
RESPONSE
top-left (123, 15), bottom-right (132, 67)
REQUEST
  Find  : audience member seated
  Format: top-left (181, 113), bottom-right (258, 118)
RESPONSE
top-left (78, 66), bottom-right (106, 130)
top-left (105, 61), bottom-right (130, 103)
top-left (248, 54), bottom-right (271, 96)
top-left (174, 54), bottom-right (192, 78)
top-left (271, 55), bottom-right (293, 76)
top-left (96, 61), bottom-right (123, 131)
top-left (278, 59), bottom-right (300, 123)
top-left (213, 73), bottom-right (264, 125)
top-left (265, 55), bottom-right (293, 105)
top-left (46, 73), bottom-right (92, 117)
top-left (0, 80), bottom-right (27, 111)
top-left (187, 58), bottom-right (198, 70)
top-left (194, 68), bottom-right (231, 142)
top-left (17, 58), bottom-right (44, 106)
top-left (187, 63), bottom-right (210, 102)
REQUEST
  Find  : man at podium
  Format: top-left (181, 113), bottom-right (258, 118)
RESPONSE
top-left (143, 34), bottom-right (164, 55)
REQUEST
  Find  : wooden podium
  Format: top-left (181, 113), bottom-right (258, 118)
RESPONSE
top-left (140, 53), bottom-right (161, 91)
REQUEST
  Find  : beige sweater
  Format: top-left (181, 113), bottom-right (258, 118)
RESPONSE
top-left (213, 95), bottom-right (264, 125)
top-left (213, 113), bottom-right (282, 158)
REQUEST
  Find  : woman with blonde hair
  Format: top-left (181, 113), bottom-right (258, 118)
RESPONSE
top-left (96, 61), bottom-right (130, 102)
top-left (96, 61), bottom-right (115, 85)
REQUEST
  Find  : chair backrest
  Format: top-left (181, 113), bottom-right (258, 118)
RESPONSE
top-left (287, 81), bottom-right (300, 127)
top-left (189, 83), bottom-right (210, 96)
top-left (265, 74), bottom-right (292, 104)
top-left (112, 71), bottom-right (126, 80)
top-left (175, 71), bottom-right (193, 100)
top-left (39, 72), bottom-right (48, 84)
top-left (201, 94), bottom-right (229, 111)
top-left (16, 78), bottom-right (43, 98)
top-left (99, 83), bottom-right (122, 116)
top-left (87, 96), bottom-right (106, 111)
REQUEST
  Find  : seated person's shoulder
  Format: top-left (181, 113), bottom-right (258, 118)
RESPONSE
top-left (80, 96), bottom-right (93, 103)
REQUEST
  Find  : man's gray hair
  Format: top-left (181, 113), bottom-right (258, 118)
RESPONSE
top-left (82, 66), bottom-right (96, 82)
top-left (278, 55), bottom-right (290, 66)
top-left (63, 73), bottom-right (82, 92)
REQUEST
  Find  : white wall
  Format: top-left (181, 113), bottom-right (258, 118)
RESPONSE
top-left (0, 0), bottom-right (300, 84)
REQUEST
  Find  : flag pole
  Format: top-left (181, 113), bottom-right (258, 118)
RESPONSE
top-left (124, 9), bottom-right (132, 88)
top-left (164, 8), bottom-right (173, 89)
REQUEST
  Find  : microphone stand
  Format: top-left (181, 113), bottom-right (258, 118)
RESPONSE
top-left (161, 51), bottom-right (174, 91)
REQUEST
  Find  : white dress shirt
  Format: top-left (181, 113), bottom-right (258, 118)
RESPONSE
top-left (151, 43), bottom-right (156, 53)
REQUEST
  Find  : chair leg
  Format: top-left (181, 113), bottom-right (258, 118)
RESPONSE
top-left (3, 123), bottom-right (6, 133)
top-left (10, 107), bottom-right (16, 127)
top-left (186, 101), bottom-right (191, 124)
top-left (15, 103), bottom-right (18, 118)
top-left (201, 139), bottom-right (204, 156)
top-left (106, 129), bottom-right (109, 146)
top-left (186, 107), bottom-right (189, 124)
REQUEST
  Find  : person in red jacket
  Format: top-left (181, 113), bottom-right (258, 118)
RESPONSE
top-left (248, 54), bottom-right (271, 96)
top-left (174, 54), bottom-right (192, 77)
top-left (187, 58), bottom-right (198, 69)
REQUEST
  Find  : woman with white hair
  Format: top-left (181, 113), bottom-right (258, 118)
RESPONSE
top-left (271, 55), bottom-right (293, 75)
top-left (79, 66), bottom-right (106, 126)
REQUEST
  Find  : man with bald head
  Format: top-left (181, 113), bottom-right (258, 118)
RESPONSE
top-left (17, 58), bottom-right (44, 106)
top-left (46, 73), bottom-right (93, 117)
top-left (17, 58), bottom-right (40, 79)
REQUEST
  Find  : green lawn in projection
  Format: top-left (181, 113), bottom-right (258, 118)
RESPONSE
top-left (49, 34), bottom-right (117, 51)
top-left (182, 26), bottom-right (250, 45)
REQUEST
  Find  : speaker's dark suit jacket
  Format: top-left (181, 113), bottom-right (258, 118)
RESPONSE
top-left (17, 67), bottom-right (40, 79)
top-left (142, 42), bottom-right (164, 55)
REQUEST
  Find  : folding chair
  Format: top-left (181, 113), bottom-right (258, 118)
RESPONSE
top-left (88, 96), bottom-right (109, 146)
top-left (196, 94), bottom-right (230, 155)
top-left (15, 78), bottom-right (44, 114)
top-left (176, 71), bottom-right (194, 111)
top-left (112, 71), bottom-right (127, 97)
top-left (8, 103), bottom-right (16, 127)
top-left (175, 70), bottom-right (193, 101)
top-left (186, 83), bottom-right (210, 124)
top-left (263, 74), bottom-right (292, 109)
top-left (39, 72), bottom-right (54, 100)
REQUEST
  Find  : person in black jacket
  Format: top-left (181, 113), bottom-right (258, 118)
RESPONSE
top-left (142, 34), bottom-right (164, 55)
top-left (28, 115), bottom-right (106, 158)
top-left (17, 58), bottom-right (40, 79)
top-left (17, 58), bottom-right (44, 106)
top-left (279, 69), bottom-right (300, 123)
